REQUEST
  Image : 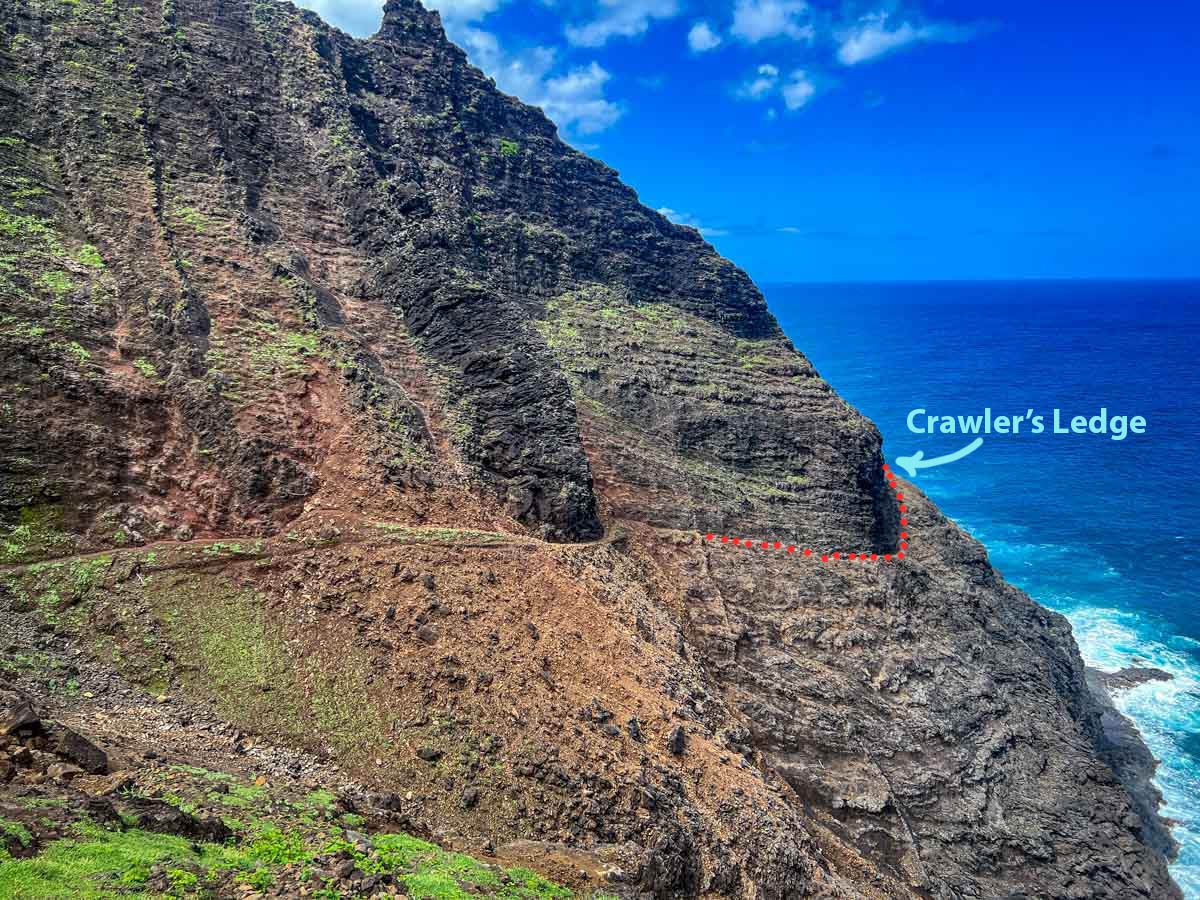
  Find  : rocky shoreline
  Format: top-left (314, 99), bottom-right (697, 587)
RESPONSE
top-left (1086, 665), bottom-right (1181, 860)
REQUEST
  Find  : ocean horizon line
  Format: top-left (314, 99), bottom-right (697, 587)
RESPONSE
top-left (762, 275), bottom-right (1200, 288)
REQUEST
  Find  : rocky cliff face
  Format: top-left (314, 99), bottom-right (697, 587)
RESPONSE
top-left (0, 0), bottom-right (1180, 897)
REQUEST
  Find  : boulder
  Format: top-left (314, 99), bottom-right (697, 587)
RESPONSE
top-left (48, 725), bottom-right (109, 774)
top-left (1, 700), bottom-right (40, 736)
top-left (84, 796), bottom-right (124, 829)
top-left (123, 797), bottom-right (232, 844)
top-left (667, 725), bottom-right (687, 756)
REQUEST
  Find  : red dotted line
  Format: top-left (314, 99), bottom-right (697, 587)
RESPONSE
top-left (703, 464), bottom-right (910, 563)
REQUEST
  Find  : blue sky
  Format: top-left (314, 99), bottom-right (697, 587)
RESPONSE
top-left (301, 0), bottom-right (1200, 283)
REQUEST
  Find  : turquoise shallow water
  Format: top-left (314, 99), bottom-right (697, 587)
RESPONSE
top-left (766, 279), bottom-right (1200, 896)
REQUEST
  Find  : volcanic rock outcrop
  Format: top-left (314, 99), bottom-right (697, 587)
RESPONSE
top-left (0, 0), bottom-right (1180, 896)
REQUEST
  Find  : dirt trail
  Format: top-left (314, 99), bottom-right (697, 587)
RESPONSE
top-left (0, 518), bottom-right (631, 578)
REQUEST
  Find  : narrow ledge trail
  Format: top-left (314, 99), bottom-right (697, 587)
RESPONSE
top-left (703, 464), bottom-right (911, 562)
top-left (2, 468), bottom-right (905, 580)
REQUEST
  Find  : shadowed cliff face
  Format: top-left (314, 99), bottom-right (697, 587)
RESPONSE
top-left (0, 0), bottom-right (1180, 897)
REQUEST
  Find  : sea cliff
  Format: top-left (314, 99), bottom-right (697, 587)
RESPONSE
top-left (0, 0), bottom-right (1180, 895)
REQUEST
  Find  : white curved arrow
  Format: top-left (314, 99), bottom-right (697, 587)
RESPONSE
top-left (895, 438), bottom-right (984, 478)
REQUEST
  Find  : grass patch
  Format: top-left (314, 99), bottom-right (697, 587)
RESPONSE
top-left (739, 354), bottom-right (774, 369)
top-left (211, 783), bottom-right (267, 810)
top-left (172, 205), bottom-right (206, 234)
top-left (168, 764), bottom-right (233, 783)
top-left (1, 819), bottom-right (33, 849)
top-left (75, 245), bottom-right (103, 269)
top-left (0, 825), bottom-right (577, 898)
top-left (249, 327), bottom-right (321, 376)
top-left (132, 574), bottom-right (388, 765)
top-left (0, 820), bottom-right (234, 899)
top-left (369, 524), bottom-right (510, 544)
top-left (132, 358), bottom-right (157, 380)
top-left (36, 271), bottom-right (73, 299)
top-left (301, 789), bottom-right (337, 815)
top-left (0, 763), bottom-right (578, 898)
top-left (498, 139), bottom-right (520, 158)
top-left (0, 211), bottom-right (64, 256)
top-left (61, 341), bottom-right (90, 364)
top-left (161, 583), bottom-right (298, 730)
top-left (0, 505), bottom-right (73, 565)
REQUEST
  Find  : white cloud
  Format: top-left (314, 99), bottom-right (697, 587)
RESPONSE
top-left (566, 0), bottom-right (680, 48)
top-left (541, 63), bottom-right (624, 134)
top-left (737, 63), bottom-right (779, 100)
top-left (731, 0), bottom-right (814, 44)
top-left (781, 69), bottom-right (815, 109)
top-left (836, 11), bottom-right (974, 65)
top-left (687, 21), bottom-right (722, 52)
top-left (736, 64), bottom-right (816, 111)
top-left (657, 207), bottom-right (729, 238)
top-left (456, 27), bottom-right (623, 136)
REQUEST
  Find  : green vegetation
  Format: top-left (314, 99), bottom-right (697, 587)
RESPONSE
top-left (161, 584), bottom-right (297, 728)
top-left (248, 324), bottom-right (321, 376)
top-left (0, 211), bottom-right (63, 252)
top-left (62, 341), bottom-right (90, 363)
top-left (0, 143), bottom-right (115, 384)
top-left (0, 820), bottom-right (231, 898)
top-left (168, 764), bottom-right (233, 783)
top-left (369, 523), bottom-right (510, 544)
top-left (34, 554), bottom-right (109, 598)
top-left (0, 818), bottom-right (575, 899)
top-left (303, 649), bottom-right (387, 764)
top-left (4, 647), bottom-right (81, 696)
top-left (0, 506), bottom-right (73, 565)
top-left (132, 358), bottom-right (158, 380)
top-left (498, 139), bottom-right (520, 158)
top-left (366, 834), bottom-right (571, 900)
top-left (302, 789), bottom-right (337, 814)
top-left (0, 756), bottom-right (577, 898)
top-left (1, 818), bottom-right (33, 850)
top-left (92, 571), bottom-right (389, 766)
top-left (172, 205), bottom-right (206, 234)
top-left (75, 244), bottom-right (104, 268)
top-left (739, 354), bottom-right (773, 369)
top-left (637, 303), bottom-right (690, 332)
top-left (10, 185), bottom-right (46, 207)
top-left (540, 320), bottom-right (579, 350)
top-left (204, 320), bottom-right (325, 404)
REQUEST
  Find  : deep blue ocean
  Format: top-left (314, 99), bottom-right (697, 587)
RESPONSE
top-left (767, 280), bottom-right (1200, 896)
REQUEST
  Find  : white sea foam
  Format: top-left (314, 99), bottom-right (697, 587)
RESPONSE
top-left (1065, 605), bottom-right (1200, 896)
top-left (944, 522), bottom-right (1200, 894)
